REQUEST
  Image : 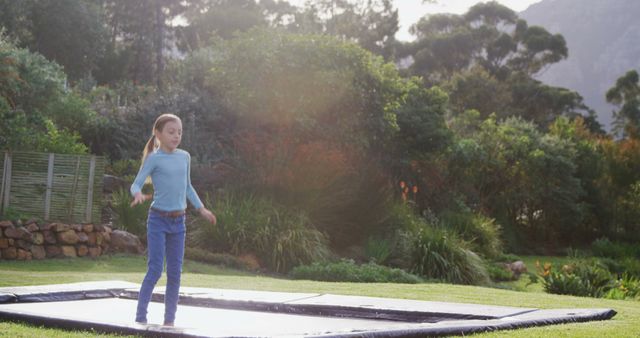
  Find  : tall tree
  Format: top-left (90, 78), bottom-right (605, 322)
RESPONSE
top-left (0, 0), bottom-right (108, 81)
top-left (288, 0), bottom-right (400, 60)
top-left (606, 70), bottom-right (640, 138)
top-left (406, 1), bottom-right (566, 82)
top-left (97, 0), bottom-right (186, 88)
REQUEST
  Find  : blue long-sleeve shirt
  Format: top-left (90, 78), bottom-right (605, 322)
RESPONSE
top-left (130, 148), bottom-right (204, 211)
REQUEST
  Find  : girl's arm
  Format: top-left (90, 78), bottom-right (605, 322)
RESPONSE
top-left (130, 157), bottom-right (154, 207)
top-left (186, 153), bottom-right (217, 224)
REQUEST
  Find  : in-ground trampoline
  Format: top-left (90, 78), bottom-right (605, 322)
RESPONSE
top-left (0, 281), bottom-right (615, 337)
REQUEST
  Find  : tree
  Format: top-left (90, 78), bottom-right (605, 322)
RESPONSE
top-left (606, 70), bottom-right (640, 138)
top-left (97, 0), bottom-right (187, 88)
top-left (406, 1), bottom-right (567, 82)
top-left (288, 0), bottom-right (400, 60)
top-left (0, 35), bottom-right (88, 153)
top-left (0, 0), bottom-right (108, 81)
top-left (446, 115), bottom-right (585, 251)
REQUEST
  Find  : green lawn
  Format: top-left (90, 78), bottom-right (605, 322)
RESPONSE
top-left (0, 255), bottom-right (638, 337)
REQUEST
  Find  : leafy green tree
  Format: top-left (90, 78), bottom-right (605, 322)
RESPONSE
top-left (406, 1), bottom-right (566, 82)
top-left (405, 2), bottom-right (595, 129)
top-left (0, 34), bottom-right (89, 153)
top-left (288, 0), bottom-right (400, 60)
top-left (606, 70), bottom-right (640, 138)
top-left (447, 115), bottom-right (585, 251)
top-left (0, 0), bottom-right (108, 81)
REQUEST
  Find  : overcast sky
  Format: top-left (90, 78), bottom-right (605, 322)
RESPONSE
top-left (285, 0), bottom-right (543, 41)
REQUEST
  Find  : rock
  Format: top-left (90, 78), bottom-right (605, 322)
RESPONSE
top-left (0, 220), bottom-right (13, 228)
top-left (16, 248), bottom-right (29, 260)
top-left (31, 245), bottom-right (46, 260)
top-left (87, 232), bottom-right (97, 245)
top-left (238, 253), bottom-right (261, 271)
top-left (507, 260), bottom-right (528, 279)
top-left (2, 247), bottom-right (17, 260)
top-left (25, 223), bottom-right (39, 232)
top-left (82, 224), bottom-right (94, 233)
top-left (110, 230), bottom-right (144, 254)
top-left (4, 226), bottom-right (33, 241)
top-left (61, 245), bottom-right (77, 257)
top-left (45, 245), bottom-right (62, 258)
top-left (57, 230), bottom-right (80, 245)
top-left (31, 232), bottom-right (44, 245)
top-left (88, 246), bottom-right (102, 257)
top-left (77, 232), bottom-right (89, 243)
top-left (53, 223), bottom-right (70, 232)
top-left (43, 230), bottom-right (57, 244)
top-left (39, 223), bottom-right (55, 231)
top-left (15, 239), bottom-right (32, 250)
top-left (77, 245), bottom-right (88, 257)
top-left (0, 238), bottom-right (9, 249)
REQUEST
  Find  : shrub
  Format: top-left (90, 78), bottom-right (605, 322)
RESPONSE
top-left (290, 260), bottom-right (423, 284)
top-left (591, 237), bottom-right (640, 259)
top-left (410, 225), bottom-right (490, 285)
top-left (605, 273), bottom-right (640, 301)
top-left (189, 191), bottom-right (329, 273)
top-left (364, 237), bottom-right (392, 265)
top-left (110, 187), bottom-right (150, 239)
top-left (439, 209), bottom-right (503, 258)
top-left (536, 260), bottom-right (615, 298)
top-left (184, 247), bottom-right (253, 271)
top-left (486, 262), bottom-right (516, 282)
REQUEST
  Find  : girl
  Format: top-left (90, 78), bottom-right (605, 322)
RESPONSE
top-left (130, 113), bottom-right (216, 326)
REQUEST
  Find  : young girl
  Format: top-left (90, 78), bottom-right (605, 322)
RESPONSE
top-left (130, 113), bottom-right (216, 326)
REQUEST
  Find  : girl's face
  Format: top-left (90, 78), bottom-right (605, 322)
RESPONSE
top-left (155, 120), bottom-right (182, 153)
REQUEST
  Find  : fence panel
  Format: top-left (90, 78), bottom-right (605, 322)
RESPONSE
top-left (0, 152), bottom-right (104, 223)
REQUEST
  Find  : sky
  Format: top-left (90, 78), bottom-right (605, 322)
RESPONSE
top-left (286, 0), bottom-right (543, 41)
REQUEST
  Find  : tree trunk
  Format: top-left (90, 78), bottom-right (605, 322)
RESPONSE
top-left (155, 1), bottom-right (165, 91)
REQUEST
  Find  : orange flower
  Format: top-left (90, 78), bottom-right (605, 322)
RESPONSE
top-left (399, 181), bottom-right (406, 189)
top-left (412, 186), bottom-right (418, 193)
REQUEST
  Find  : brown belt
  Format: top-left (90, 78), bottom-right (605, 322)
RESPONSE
top-left (150, 207), bottom-right (185, 218)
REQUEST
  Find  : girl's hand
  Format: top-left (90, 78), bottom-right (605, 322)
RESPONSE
top-left (199, 207), bottom-right (217, 225)
top-left (130, 192), bottom-right (151, 207)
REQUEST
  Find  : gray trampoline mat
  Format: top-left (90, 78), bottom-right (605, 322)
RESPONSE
top-left (0, 281), bottom-right (617, 337)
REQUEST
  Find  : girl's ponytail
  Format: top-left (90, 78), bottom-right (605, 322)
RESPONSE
top-left (141, 134), bottom-right (156, 167)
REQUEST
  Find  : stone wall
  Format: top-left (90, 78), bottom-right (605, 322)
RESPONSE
top-left (0, 219), bottom-right (112, 260)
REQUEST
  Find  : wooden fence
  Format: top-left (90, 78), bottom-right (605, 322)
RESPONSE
top-left (0, 152), bottom-right (104, 223)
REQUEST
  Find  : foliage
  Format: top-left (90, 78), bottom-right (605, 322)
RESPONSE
top-left (536, 260), bottom-right (615, 298)
top-left (591, 237), bottom-right (640, 259)
top-left (605, 273), bottom-right (640, 301)
top-left (439, 208), bottom-right (503, 259)
top-left (290, 259), bottom-right (423, 284)
top-left (606, 70), bottom-right (640, 138)
top-left (364, 237), bottom-right (393, 265)
top-left (447, 115), bottom-right (585, 251)
top-left (486, 261), bottom-right (516, 282)
top-left (0, 34), bottom-right (90, 153)
top-left (189, 192), bottom-right (330, 273)
top-left (183, 247), bottom-right (253, 271)
top-left (109, 187), bottom-right (150, 239)
top-left (410, 223), bottom-right (490, 285)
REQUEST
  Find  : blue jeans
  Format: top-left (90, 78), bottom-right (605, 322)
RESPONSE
top-left (135, 209), bottom-right (186, 323)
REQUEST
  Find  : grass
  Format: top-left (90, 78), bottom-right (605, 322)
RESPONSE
top-left (0, 255), bottom-right (639, 337)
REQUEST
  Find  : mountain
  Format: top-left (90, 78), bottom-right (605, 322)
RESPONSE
top-left (520, 0), bottom-right (640, 131)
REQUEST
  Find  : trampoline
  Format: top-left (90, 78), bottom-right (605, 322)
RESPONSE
top-left (0, 281), bottom-right (616, 337)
